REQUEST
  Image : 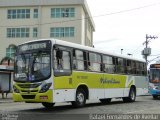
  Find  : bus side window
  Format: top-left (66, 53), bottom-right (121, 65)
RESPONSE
top-left (87, 52), bottom-right (90, 70)
top-left (139, 62), bottom-right (143, 75)
top-left (53, 49), bottom-right (58, 69)
top-left (131, 61), bottom-right (136, 74)
top-left (83, 52), bottom-right (88, 70)
top-left (112, 57), bottom-right (116, 73)
top-left (62, 51), bottom-right (71, 70)
top-left (123, 59), bottom-right (127, 74)
top-left (117, 58), bottom-right (124, 74)
top-left (53, 48), bottom-right (71, 76)
top-left (103, 55), bottom-right (114, 73)
top-left (72, 50), bottom-right (77, 69)
top-left (136, 62), bottom-right (140, 75)
top-left (73, 49), bottom-right (87, 71)
top-left (88, 52), bottom-right (101, 72)
top-left (113, 57), bottom-right (118, 73)
top-left (75, 50), bottom-right (85, 70)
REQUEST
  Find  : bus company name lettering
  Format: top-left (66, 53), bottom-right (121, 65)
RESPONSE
top-left (100, 78), bottom-right (120, 84)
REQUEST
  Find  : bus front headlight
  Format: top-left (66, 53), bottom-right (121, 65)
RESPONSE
top-left (39, 83), bottom-right (52, 93)
top-left (13, 85), bottom-right (20, 93)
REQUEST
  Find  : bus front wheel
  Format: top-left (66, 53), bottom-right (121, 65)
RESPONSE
top-left (153, 95), bottom-right (158, 99)
top-left (72, 89), bottom-right (86, 107)
top-left (42, 102), bottom-right (55, 109)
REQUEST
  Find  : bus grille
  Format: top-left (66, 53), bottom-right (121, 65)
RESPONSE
top-left (21, 90), bottom-right (38, 93)
top-left (17, 83), bottom-right (41, 88)
top-left (22, 95), bottom-right (35, 99)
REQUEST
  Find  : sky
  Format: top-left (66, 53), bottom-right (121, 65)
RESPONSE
top-left (87, 0), bottom-right (160, 65)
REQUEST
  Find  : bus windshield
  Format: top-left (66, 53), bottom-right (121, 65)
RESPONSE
top-left (14, 40), bottom-right (51, 82)
top-left (149, 69), bottom-right (160, 83)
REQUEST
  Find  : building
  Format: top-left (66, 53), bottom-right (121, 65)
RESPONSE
top-left (0, 0), bottom-right (95, 60)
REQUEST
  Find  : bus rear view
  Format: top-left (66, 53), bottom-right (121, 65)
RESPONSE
top-left (149, 64), bottom-right (160, 99)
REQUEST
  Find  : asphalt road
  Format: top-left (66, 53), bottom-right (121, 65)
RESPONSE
top-left (0, 95), bottom-right (160, 120)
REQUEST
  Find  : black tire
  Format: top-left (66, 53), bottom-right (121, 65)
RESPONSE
top-left (100, 98), bottom-right (111, 104)
top-left (72, 89), bottom-right (86, 108)
top-left (42, 102), bottom-right (55, 109)
top-left (153, 95), bottom-right (158, 99)
top-left (123, 87), bottom-right (136, 103)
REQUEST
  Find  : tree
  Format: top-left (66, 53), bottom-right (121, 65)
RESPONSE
top-left (0, 56), bottom-right (14, 65)
top-left (0, 44), bottom-right (17, 65)
top-left (8, 44), bottom-right (17, 50)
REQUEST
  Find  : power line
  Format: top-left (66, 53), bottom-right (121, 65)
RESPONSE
top-left (0, 2), bottom-right (160, 28)
top-left (93, 2), bottom-right (160, 17)
top-left (150, 54), bottom-right (160, 56)
top-left (132, 45), bottom-right (143, 54)
top-left (148, 56), bottom-right (160, 63)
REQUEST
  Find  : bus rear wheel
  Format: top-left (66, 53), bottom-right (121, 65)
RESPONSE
top-left (42, 102), bottom-right (55, 109)
top-left (123, 87), bottom-right (136, 102)
top-left (100, 98), bottom-right (111, 104)
top-left (72, 89), bottom-right (86, 107)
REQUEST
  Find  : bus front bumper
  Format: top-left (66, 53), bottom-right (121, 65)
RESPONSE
top-left (13, 90), bottom-right (53, 103)
top-left (149, 89), bottom-right (160, 95)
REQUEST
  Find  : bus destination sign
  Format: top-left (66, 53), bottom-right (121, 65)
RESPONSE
top-left (150, 64), bottom-right (160, 68)
top-left (19, 42), bottom-right (48, 52)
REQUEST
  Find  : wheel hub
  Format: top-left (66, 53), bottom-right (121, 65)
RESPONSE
top-left (131, 90), bottom-right (135, 100)
top-left (77, 93), bottom-right (84, 103)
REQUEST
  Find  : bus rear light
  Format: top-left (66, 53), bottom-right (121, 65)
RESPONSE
top-left (40, 96), bottom-right (48, 100)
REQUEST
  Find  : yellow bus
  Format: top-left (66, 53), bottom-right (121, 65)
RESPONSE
top-left (13, 39), bottom-right (148, 108)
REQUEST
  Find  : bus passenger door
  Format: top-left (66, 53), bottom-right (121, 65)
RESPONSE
top-left (53, 48), bottom-right (73, 102)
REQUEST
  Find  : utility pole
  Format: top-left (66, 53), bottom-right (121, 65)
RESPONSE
top-left (142, 34), bottom-right (158, 65)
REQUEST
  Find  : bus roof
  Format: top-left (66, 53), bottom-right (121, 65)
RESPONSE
top-left (21, 39), bottom-right (146, 63)
top-left (150, 64), bottom-right (160, 68)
